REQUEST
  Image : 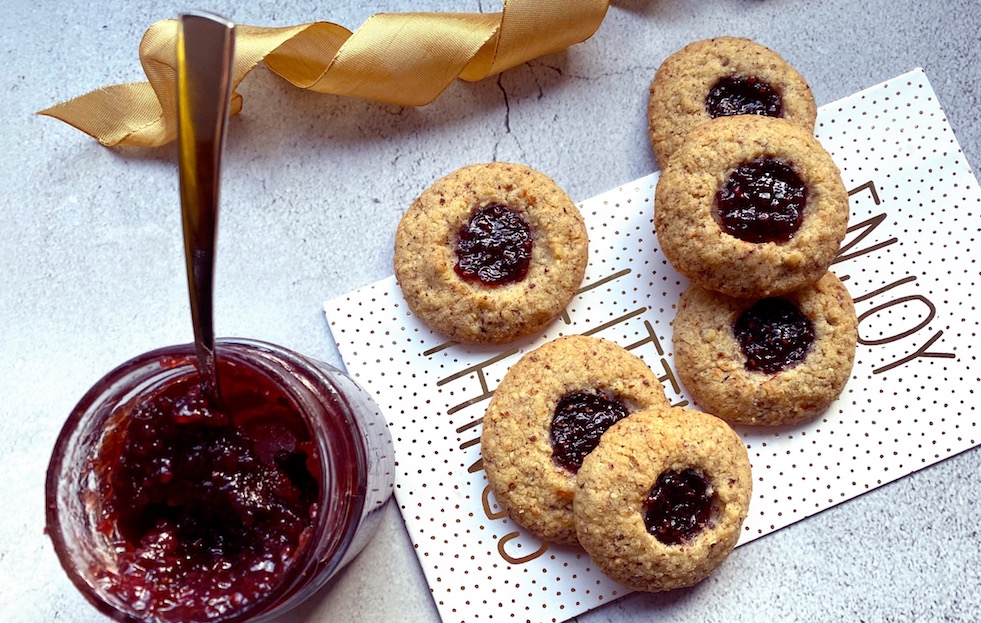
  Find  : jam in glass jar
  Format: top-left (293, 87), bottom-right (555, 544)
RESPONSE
top-left (45, 339), bottom-right (394, 623)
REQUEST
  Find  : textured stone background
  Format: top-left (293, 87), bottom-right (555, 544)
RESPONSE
top-left (1, 1), bottom-right (978, 622)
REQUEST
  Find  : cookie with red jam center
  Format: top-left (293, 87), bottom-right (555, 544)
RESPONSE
top-left (574, 406), bottom-right (752, 592)
top-left (480, 335), bottom-right (669, 544)
top-left (647, 36), bottom-right (817, 167)
top-left (394, 162), bottom-right (588, 344)
top-left (654, 115), bottom-right (849, 299)
top-left (672, 272), bottom-right (857, 426)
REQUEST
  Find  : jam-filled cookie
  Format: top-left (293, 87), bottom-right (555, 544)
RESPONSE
top-left (673, 272), bottom-right (857, 426)
top-left (480, 335), bottom-right (669, 544)
top-left (574, 406), bottom-right (752, 592)
top-left (654, 115), bottom-right (849, 299)
top-left (394, 162), bottom-right (588, 344)
top-left (648, 36), bottom-right (817, 167)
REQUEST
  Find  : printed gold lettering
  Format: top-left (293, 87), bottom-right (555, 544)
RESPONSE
top-left (852, 273), bottom-right (956, 374)
top-left (833, 213), bottom-right (898, 265)
top-left (576, 268), bottom-right (632, 296)
top-left (655, 357), bottom-right (682, 396)
top-left (439, 348), bottom-right (519, 416)
top-left (624, 320), bottom-right (665, 355)
top-left (481, 484), bottom-right (508, 520)
top-left (497, 532), bottom-right (548, 564)
top-left (874, 330), bottom-right (955, 374)
top-left (582, 307), bottom-right (647, 336)
top-left (853, 276), bottom-right (917, 304)
top-left (455, 417), bottom-right (482, 435)
top-left (447, 396), bottom-right (491, 417)
top-left (857, 295), bottom-right (936, 346)
top-left (847, 181), bottom-right (881, 204)
top-left (423, 341), bottom-right (455, 357)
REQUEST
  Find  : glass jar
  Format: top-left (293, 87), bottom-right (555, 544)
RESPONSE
top-left (45, 339), bottom-right (395, 623)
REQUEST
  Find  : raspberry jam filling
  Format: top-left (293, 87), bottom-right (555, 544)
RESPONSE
top-left (734, 297), bottom-right (815, 374)
top-left (454, 203), bottom-right (532, 286)
top-left (705, 75), bottom-right (782, 119)
top-left (643, 468), bottom-right (713, 545)
top-left (550, 391), bottom-right (629, 473)
top-left (714, 157), bottom-right (807, 244)
top-left (94, 363), bottom-right (319, 622)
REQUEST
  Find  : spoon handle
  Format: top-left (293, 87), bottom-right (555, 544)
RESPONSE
top-left (176, 12), bottom-right (235, 405)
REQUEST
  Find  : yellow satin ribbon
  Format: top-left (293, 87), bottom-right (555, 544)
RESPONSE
top-left (38, 0), bottom-right (610, 147)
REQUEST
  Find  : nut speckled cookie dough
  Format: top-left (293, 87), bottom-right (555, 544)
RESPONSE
top-left (673, 272), bottom-right (857, 426)
top-left (394, 162), bottom-right (588, 344)
top-left (480, 335), bottom-right (669, 544)
top-left (648, 36), bottom-right (817, 167)
top-left (574, 407), bottom-right (752, 592)
top-left (654, 115), bottom-right (849, 299)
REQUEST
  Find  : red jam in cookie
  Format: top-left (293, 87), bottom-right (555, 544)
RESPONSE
top-left (714, 157), bottom-right (807, 244)
top-left (705, 75), bottom-right (783, 119)
top-left (550, 391), bottom-right (629, 473)
top-left (734, 297), bottom-right (815, 374)
top-left (643, 468), bottom-right (713, 545)
top-left (454, 203), bottom-right (533, 286)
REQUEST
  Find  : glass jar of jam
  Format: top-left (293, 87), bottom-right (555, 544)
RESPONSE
top-left (45, 339), bottom-right (395, 623)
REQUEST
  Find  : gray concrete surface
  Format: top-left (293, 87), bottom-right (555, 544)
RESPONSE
top-left (2, 1), bottom-right (979, 622)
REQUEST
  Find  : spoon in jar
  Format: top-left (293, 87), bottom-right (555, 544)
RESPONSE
top-left (176, 11), bottom-right (236, 406)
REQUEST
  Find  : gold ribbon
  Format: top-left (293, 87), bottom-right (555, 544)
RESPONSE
top-left (38, 0), bottom-right (610, 148)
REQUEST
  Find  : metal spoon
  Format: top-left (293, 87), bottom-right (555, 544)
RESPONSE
top-left (176, 12), bottom-right (235, 406)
